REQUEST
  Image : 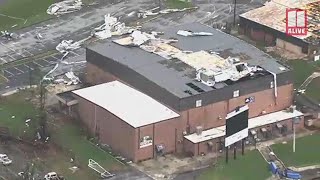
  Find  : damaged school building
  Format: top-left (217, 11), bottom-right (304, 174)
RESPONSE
top-left (239, 0), bottom-right (320, 60)
top-left (61, 22), bottom-right (305, 162)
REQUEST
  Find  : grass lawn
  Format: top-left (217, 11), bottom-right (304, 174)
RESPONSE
top-left (165, 0), bottom-right (193, 9)
top-left (198, 150), bottom-right (270, 180)
top-left (287, 60), bottom-right (320, 88)
top-left (49, 122), bottom-right (124, 180)
top-left (0, 90), bottom-right (39, 139)
top-left (288, 60), bottom-right (320, 101)
top-left (306, 79), bottom-right (320, 102)
top-left (0, 0), bottom-right (54, 31)
top-left (271, 133), bottom-right (320, 167)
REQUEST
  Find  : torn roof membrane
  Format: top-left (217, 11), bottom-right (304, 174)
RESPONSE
top-left (89, 23), bottom-right (288, 97)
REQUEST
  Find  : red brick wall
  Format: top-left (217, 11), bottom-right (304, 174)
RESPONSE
top-left (250, 28), bottom-right (265, 42)
top-left (95, 105), bottom-right (137, 161)
top-left (75, 97), bottom-right (96, 133)
top-left (154, 118), bottom-right (179, 154)
top-left (135, 124), bottom-right (154, 162)
top-left (265, 33), bottom-right (275, 46)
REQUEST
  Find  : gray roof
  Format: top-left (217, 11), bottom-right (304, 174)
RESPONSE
top-left (89, 23), bottom-right (287, 98)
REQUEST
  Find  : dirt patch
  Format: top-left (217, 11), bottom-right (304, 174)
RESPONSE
top-left (265, 46), bottom-right (308, 60)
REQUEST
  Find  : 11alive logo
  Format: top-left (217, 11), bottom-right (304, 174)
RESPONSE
top-left (286, 8), bottom-right (308, 36)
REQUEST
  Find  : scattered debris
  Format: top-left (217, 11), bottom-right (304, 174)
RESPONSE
top-left (127, 11), bottom-right (136, 17)
top-left (36, 33), bottom-right (44, 40)
top-left (137, 7), bottom-right (198, 18)
top-left (11, 116), bottom-right (15, 119)
top-left (0, 154), bottom-right (12, 165)
top-left (47, 0), bottom-right (83, 15)
top-left (177, 30), bottom-right (213, 37)
top-left (42, 63), bottom-right (59, 82)
top-left (69, 166), bottom-right (79, 173)
top-left (44, 172), bottom-right (62, 180)
top-left (1, 30), bottom-right (15, 40)
top-left (11, 24), bottom-right (18, 28)
top-left (93, 14), bottom-right (138, 40)
top-left (25, 119), bottom-right (31, 123)
top-left (65, 71), bottom-right (81, 85)
top-left (56, 40), bottom-right (82, 54)
top-left (88, 159), bottom-right (115, 178)
top-left (297, 72), bottom-right (320, 93)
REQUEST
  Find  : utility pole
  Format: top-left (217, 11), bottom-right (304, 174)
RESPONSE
top-left (293, 122), bottom-right (296, 152)
top-left (293, 116), bottom-right (300, 153)
top-left (233, 0), bottom-right (237, 27)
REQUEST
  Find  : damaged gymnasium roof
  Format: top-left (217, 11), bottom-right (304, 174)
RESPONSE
top-left (88, 22), bottom-right (288, 98)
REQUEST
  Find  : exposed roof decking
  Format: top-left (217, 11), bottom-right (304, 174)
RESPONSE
top-left (88, 23), bottom-right (287, 98)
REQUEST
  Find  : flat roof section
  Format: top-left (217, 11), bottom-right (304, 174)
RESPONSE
top-left (184, 109), bottom-right (303, 143)
top-left (240, 0), bottom-right (319, 40)
top-left (73, 81), bottom-right (180, 128)
top-left (89, 23), bottom-right (287, 98)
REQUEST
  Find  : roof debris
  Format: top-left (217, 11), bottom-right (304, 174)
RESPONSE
top-left (93, 14), bottom-right (139, 40)
top-left (177, 30), bottom-right (213, 37)
top-left (137, 7), bottom-right (198, 18)
top-left (47, 0), bottom-right (83, 15)
top-left (56, 40), bottom-right (81, 54)
top-left (112, 28), bottom-right (265, 87)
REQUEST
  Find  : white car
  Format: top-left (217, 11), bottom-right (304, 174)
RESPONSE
top-left (0, 154), bottom-right (12, 165)
top-left (44, 172), bottom-right (59, 180)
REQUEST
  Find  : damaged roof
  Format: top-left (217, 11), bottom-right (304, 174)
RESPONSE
top-left (240, 0), bottom-right (320, 41)
top-left (88, 22), bottom-right (288, 98)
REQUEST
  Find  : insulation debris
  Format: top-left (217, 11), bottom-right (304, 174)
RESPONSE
top-left (47, 0), bottom-right (83, 15)
top-left (137, 7), bottom-right (198, 18)
top-left (113, 30), bottom-right (157, 46)
top-left (1, 30), bottom-right (17, 40)
top-left (65, 71), bottom-right (81, 85)
top-left (93, 14), bottom-right (138, 40)
top-left (56, 40), bottom-right (82, 54)
top-left (177, 30), bottom-right (213, 37)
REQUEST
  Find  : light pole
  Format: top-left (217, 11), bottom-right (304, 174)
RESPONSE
top-left (292, 116), bottom-right (301, 153)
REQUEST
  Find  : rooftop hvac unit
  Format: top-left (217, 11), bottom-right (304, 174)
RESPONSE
top-left (289, 105), bottom-right (296, 113)
top-left (196, 126), bottom-right (203, 135)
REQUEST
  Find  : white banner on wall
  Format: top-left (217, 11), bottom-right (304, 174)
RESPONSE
top-left (140, 136), bottom-right (153, 148)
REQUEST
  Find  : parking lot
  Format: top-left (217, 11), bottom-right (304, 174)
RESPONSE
top-left (0, 48), bottom-right (85, 83)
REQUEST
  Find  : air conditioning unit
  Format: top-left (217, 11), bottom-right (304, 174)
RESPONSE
top-left (196, 126), bottom-right (203, 135)
top-left (289, 105), bottom-right (296, 113)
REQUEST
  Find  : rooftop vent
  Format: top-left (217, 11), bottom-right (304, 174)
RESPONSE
top-left (186, 83), bottom-right (205, 93)
top-left (184, 90), bottom-right (193, 95)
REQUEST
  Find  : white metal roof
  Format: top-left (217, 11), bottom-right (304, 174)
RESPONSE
top-left (184, 109), bottom-right (303, 143)
top-left (73, 81), bottom-right (180, 128)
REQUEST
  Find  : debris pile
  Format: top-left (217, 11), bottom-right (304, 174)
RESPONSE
top-left (1, 30), bottom-right (18, 40)
top-left (56, 40), bottom-right (82, 54)
top-left (177, 30), bottom-right (213, 37)
top-left (113, 29), bottom-right (265, 87)
top-left (93, 14), bottom-right (139, 40)
top-left (137, 7), bottom-right (198, 18)
top-left (47, 0), bottom-right (83, 15)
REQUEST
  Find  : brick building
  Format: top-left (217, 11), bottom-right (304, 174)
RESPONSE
top-left (239, 0), bottom-right (320, 59)
top-left (72, 23), bottom-right (304, 162)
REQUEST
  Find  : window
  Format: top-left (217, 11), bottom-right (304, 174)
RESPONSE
top-left (233, 90), bottom-right (240, 98)
top-left (196, 100), bottom-right (202, 107)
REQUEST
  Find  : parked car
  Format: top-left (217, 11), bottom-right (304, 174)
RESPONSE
top-left (44, 172), bottom-right (64, 180)
top-left (0, 154), bottom-right (12, 165)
